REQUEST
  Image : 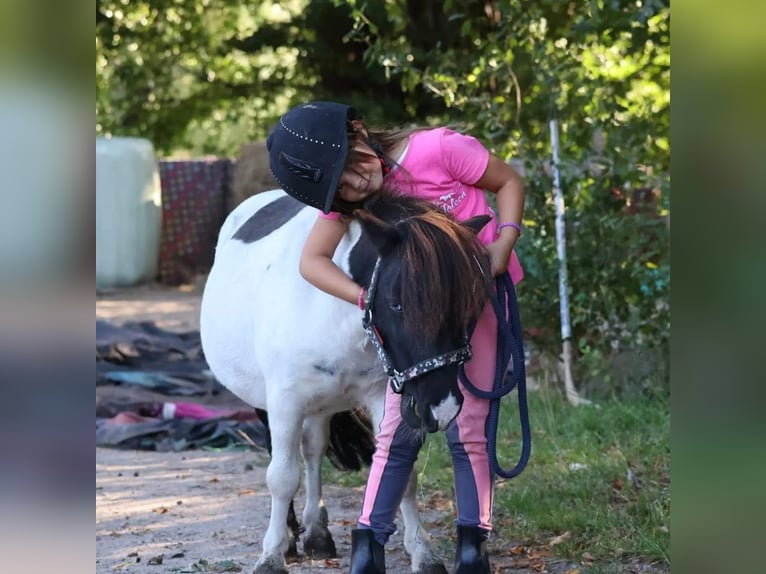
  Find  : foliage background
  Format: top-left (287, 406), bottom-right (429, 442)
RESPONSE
top-left (96, 0), bottom-right (670, 395)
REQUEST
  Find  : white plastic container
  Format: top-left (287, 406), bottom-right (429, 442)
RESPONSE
top-left (96, 137), bottom-right (162, 288)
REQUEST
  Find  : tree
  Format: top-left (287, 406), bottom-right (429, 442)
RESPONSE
top-left (96, 0), bottom-right (435, 155)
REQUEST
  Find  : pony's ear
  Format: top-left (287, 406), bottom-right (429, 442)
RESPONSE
top-left (462, 215), bottom-right (492, 235)
top-left (357, 211), bottom-right (402, 256)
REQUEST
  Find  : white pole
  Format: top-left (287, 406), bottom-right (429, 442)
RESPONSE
top-left (549, 119), bottom-right (590, 406)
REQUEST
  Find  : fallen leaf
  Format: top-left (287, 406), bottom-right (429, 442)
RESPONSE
top-left (527, 547), bottom-right (552, 558)
top-left (237, 489), bottom-right (256, 496)
top-left (111, 562), bottom-right (132, 570)
top-left (185, 558), bottom-right (210, 572)
top-left (427, 490), bottom-right (454, 512)
top-left (211, 559), bottom-right (242, 572)
top-left (152, 506), bottom-right (169, 514)
top-left (324, 558), bottom-right (341, 568)
top-left (549, 530), bottom-right (572, 546)
top-left (565, 569), bottom-right (581, 574)
top-left (147, 554), bottom-right (164, 565)
top-left (209, 477), bottom-right (220, 483)
top-left (581, 551), bottom-right (595, 565)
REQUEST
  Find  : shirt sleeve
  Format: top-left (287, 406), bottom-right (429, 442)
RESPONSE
top-left (318, 210), bottom-right (342, 221)
top-left (439, 128), bottom-right (490, 185)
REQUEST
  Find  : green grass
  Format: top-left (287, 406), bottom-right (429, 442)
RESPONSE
top-left (416, 388), bottom-right (670, 566)
top-left (324, 387), bottom-right (670, 568)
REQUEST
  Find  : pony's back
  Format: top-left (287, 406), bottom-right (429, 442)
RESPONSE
top-left (200, 189), bottom-right (381, 414)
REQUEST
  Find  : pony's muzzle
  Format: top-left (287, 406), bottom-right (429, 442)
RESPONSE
top-left (400, 388), bottom-right (464, 433)
top-left (429, 391), bottom-right (463, 431)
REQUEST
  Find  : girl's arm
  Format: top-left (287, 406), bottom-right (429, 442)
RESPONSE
top-left (476, 155), bottom-right (525, 276)
top-left (299, 216), bottom-right (363, 305)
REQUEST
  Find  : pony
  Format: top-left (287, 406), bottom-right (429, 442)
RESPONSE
top-left (200, 188), bottom-right (492, 574)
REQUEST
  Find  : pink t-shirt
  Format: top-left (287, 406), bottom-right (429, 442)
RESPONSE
top-left (321, 127), bottom-right (523, 284)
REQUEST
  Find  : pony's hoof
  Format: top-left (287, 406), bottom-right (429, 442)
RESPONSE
top-left (284, 529), bottom-right (299, 562)
top-left (414, 563), bottom-right (448, 574)
top-left (303, 527), bottom-right (337, 559)
top-left (253, 555), bottom-right (288, 574)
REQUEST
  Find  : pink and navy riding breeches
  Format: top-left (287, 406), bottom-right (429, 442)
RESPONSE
top-left (358, 302), bottom-right (498, 544)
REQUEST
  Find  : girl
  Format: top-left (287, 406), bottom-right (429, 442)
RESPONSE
top-left (266, 101), bottom-right (525, 574)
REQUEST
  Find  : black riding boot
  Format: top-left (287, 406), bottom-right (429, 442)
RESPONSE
top-left (454, 525), bottom-right (490, 574)
top-left (349, 528), bottom-right (385, 574)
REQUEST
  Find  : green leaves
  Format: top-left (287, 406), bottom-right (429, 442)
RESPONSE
top-left (96, 0), bottom-right (312, 155)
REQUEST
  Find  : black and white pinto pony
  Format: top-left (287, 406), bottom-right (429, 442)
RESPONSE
top-left (200, 188), bottom-right (493, 574)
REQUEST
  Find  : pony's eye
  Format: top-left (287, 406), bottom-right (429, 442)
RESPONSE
top-left (390, 302), bottom-right (403, 313)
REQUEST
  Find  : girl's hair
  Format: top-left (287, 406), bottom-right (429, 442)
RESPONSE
top-left (329, 121), bottom-right (426, 215)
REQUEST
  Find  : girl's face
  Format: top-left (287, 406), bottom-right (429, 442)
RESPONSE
top-left (336, 139), bottom-right (384, 203)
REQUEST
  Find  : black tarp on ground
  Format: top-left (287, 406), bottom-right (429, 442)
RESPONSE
top-left (96, 320), bottom-right (267, 451)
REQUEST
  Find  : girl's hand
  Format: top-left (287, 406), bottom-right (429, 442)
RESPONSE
top-left (485, 237), bottom-right (514, 277)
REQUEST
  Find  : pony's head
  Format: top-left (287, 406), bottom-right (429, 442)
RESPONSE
top-left (354, 191), bottom-right (492, 433)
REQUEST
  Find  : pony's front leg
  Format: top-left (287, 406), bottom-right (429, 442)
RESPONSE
top-left (300, 415), bottom-right (336, 559)
top-left (256, 408), bottom-right (303, 574)
top-left (400, 470), bottom-right (448, 574)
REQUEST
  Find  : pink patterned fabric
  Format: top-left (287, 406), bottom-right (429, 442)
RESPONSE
top-left (158, 160), bottom-right (233, 285)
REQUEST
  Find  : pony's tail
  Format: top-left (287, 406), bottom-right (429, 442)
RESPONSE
top-left (254, 407), bottom-right (375, 472)
top-left (326, 409), bottom-right (375, 471)
top-left (255, 408), bottom-right (273, 454)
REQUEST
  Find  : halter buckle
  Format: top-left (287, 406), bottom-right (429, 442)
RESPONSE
top-left (362, 308), bottom-right (373, 329)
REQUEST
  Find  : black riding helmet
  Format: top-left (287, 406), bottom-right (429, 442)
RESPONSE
top-left (266, 101), bottom-right (357, 214)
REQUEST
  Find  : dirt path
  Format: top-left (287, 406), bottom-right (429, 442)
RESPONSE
top-left (96, 278), bottom-right (206, 332)
top-left (96, 447), bottom-right (589, 574)
top-left (96, 448), bottom-right (449, 574)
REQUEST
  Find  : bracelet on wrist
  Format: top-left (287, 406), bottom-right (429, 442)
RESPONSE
top-left (496, 221), bottom-right (522, 236)
top-left (357, 287), bottom-right (367, 310)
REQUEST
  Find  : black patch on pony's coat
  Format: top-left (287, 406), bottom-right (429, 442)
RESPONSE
top-left (348, 236), bottom-right (378, 288)
top-left (313, 363), bottom-right (336, 377)
top-left (233, 195), bottom-right (305, 243)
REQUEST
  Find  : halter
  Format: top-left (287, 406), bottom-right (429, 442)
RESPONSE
top-left (361, 258), bottom-right (473, 394)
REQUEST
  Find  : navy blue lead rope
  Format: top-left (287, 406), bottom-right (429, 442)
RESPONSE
top-left (458, 272), bottom-right (531, 478)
